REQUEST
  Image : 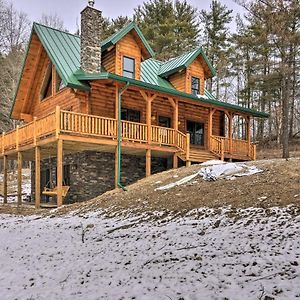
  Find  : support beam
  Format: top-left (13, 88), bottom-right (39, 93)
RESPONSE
top-left (173, 154), bottom-right (178, 169)
top-left (17, 152), bottom-right (22, 206)
top-left (115, 146), bottom-right (119, 189)
top-left (3, 155), bottom-right (7, 204)
top-left (146, 99), bottom-right (152, 143)
top-left (57, 139), bottom-right (63, 207)
top-left (35, 146), bottom-right (41, 209)
top-left (229, 113), bottom-right (233, 154)
top-left (186, 133), bottom-right (191, 167)
top-left (246, 116), bottom-right (251, 156)
top-left (146, 149), bottom-right (151, 177)
top-left (208, 108), bottom-right (216, 150)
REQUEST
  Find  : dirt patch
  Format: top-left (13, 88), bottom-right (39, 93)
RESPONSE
top-left (54, 158), bottom-right (300, 216)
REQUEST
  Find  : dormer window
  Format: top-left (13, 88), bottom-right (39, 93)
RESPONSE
top-left (123, 56), bottom-right (135, 79)
top-left (191, 76), bottom-right (200, 95)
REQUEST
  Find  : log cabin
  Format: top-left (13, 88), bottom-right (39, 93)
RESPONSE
top-left (0, 2), bottom-right (268, 208)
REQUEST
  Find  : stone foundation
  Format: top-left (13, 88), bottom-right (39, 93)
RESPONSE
top-left (31, 151), bottom-right (169, 203)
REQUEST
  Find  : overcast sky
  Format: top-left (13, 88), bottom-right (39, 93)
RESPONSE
top-left (13, 0), bottom-right (245, 33)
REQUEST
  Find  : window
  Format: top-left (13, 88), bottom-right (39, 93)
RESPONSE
top-left (40, 63), bottom-right (53, 100)
top-left (56, 72), bottom-right (65, 92)
top-left (187, 121), bottom-right (204, 146)
top-left (191, 76), bottom-right (200, 95)
top-left (158, 116), bottom-right (171, 128)
top-left (123, 56), bottom-right (135, 79)
top-left (121, 108), bottom-right (140, 123)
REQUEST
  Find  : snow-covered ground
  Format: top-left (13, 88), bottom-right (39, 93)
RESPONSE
top-left (0, 207), bottom-right (300, 300)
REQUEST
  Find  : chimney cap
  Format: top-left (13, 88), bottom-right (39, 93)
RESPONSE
top-left (88, 0), bottom-right (95, 7)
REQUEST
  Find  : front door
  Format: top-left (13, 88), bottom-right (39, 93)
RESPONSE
top-left (187, 121), bottom-right (205, 146)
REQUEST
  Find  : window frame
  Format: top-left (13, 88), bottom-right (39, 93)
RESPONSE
top-left (40, 63), bottom-right (53, 101)
top-left (122, 56), bottom-right (135, 79)
top-left (158, 116), bottom-right (171, 128)
top-left (121, 108), bottom-right (141, 123)
top-left (191, 76), bottom-right (200, 95)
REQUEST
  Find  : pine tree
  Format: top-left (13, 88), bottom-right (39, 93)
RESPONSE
top-left (134, 0), bottom-right (199, 60)
top-left (200, 0), bottom-right (233, 99)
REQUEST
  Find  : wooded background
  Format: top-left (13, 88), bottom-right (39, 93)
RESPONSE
top-left (0, 0), bottom-right (299, 158)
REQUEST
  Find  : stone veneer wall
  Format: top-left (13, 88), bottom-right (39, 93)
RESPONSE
top-left (31, 151), bottom-right (170, 203)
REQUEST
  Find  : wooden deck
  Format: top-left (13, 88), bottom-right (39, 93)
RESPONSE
top-left (0, 107), bottom-right (188, 160)
top-left (0, 107), bottom-right (256, 162)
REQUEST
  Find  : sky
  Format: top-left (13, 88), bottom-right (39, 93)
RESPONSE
top-left (13, 0), bottom-right (245, 33)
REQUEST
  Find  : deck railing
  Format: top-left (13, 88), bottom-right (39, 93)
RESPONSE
top-left (0, 108), bottom-right (187, 155)
top-left (210, 135), bottom-right (256, 160)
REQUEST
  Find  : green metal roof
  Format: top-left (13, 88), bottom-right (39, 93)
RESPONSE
top-left (12, 22), bottom-right (268, 119)
top-left (159, 48), bottom-right (217, 78)
top-left (33, 23), bottom-right (89, 90)
top-left (101, 21), bottom-right (155, 58)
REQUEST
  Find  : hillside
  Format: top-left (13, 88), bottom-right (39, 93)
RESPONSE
top-left (53, 158), bottom-right (300, 217)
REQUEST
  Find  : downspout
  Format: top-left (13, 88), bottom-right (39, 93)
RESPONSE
top-left (117, 82), bottom-right (130, 191)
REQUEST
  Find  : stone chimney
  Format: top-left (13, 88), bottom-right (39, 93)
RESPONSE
top-left (80, 1), bottom-right (102, 73)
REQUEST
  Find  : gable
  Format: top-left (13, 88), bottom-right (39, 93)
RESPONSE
top-left (101, 22), bottom-right (154, 60)
top-left (158, 48), bottom-right (216, 80)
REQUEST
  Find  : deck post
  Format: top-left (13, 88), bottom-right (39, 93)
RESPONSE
top-left (186, 133), bottom-right (191, 167)
top-left (246, 116), bottom-right (251, 156)
top-left (146, 98), bottom-right (152, 144)
top-left (33, 117), bottom-right (37, 146)
top-left (35, 146), bottom-right (41, 209)
top-left (220, 139), bottom-right (225, 161)
top-left (229, 113), bottom-right (233, 154)
top-left (55, 106), bottom-right (61, 139)
top-left (173, 154), bottom-right (178, 169)
top-left (208, 108), bottom-right (215, 150)
top-left (57, 139), bottom-right (63, 207)
top-left (16, 125), bottom-right (19, 151)
top-left (17, 152), bottom-right (22, 206)
top-left (3, 155), bottom-right (8, 204)
top-left (115, 146), bottom-right (119, 189)
top-left (146, 149), bottom-right (151, 177)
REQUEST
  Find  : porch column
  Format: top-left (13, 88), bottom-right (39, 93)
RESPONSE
top-left (57, 139), bottom-right (63, 207)
top-left (186, 133), bottom-right (191, 167)
top-left (3, 155), bottom-right (8, 204)
top-left (17, 152), bottom-right (22, 206)
top-left (246, 116), bottom-right (251, 156)
top-left (146, 98), bottom-right (152, 177)
top-left (115, 86), bottom-right (119, 188)
top-left (141, 91), bottom-right (157, 177)
top-left (35, 146), bottom-right (41, 209)
top-left (170, 98), bottom-right (179, 169)
top-left (208, 108), bottom-right (216, 150)
top-left (229, 113), bottom-right (233, 154)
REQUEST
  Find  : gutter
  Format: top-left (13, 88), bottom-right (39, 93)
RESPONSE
top-left (117, 82), bottom-right (130, 191)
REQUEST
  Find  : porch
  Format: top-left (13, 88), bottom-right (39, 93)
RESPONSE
top-left (0, 107), bottom-right (256, 208)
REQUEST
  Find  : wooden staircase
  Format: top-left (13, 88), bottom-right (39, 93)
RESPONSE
top-left (178, 148), bottom-right (218, 163)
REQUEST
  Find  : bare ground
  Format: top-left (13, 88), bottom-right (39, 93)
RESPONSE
top-left (56, 157), bottom-right (300, 216)
top-left (1, 158), bottom-right (300, 217)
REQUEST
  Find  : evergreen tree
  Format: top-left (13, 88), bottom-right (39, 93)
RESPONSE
top-left (102, 16), bottom-right (131, 39)
top-left (134, 0), bottom-right (199, 60)
top-left (200, 0), bottom-right (233, 99)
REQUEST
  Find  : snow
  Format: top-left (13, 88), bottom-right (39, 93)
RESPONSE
top-left (0, 206), bottom-right (300, 299)
top-left (155, 162), bottom-right (263, 190)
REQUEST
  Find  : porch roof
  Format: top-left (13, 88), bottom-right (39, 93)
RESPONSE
top-left (75, 71), bottom-right (269, 118)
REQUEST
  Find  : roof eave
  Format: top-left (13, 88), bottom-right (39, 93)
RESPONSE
top-left (75, 72), bottom-right (269, 118)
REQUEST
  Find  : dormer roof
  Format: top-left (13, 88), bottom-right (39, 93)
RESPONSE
top-left (101, 22), bottom-right (155, 59)
top-left (158, 48), bottom-right (216, 79)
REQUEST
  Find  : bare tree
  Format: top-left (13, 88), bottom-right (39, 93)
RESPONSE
top-left (39, 13), bottom-right (66, 31)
